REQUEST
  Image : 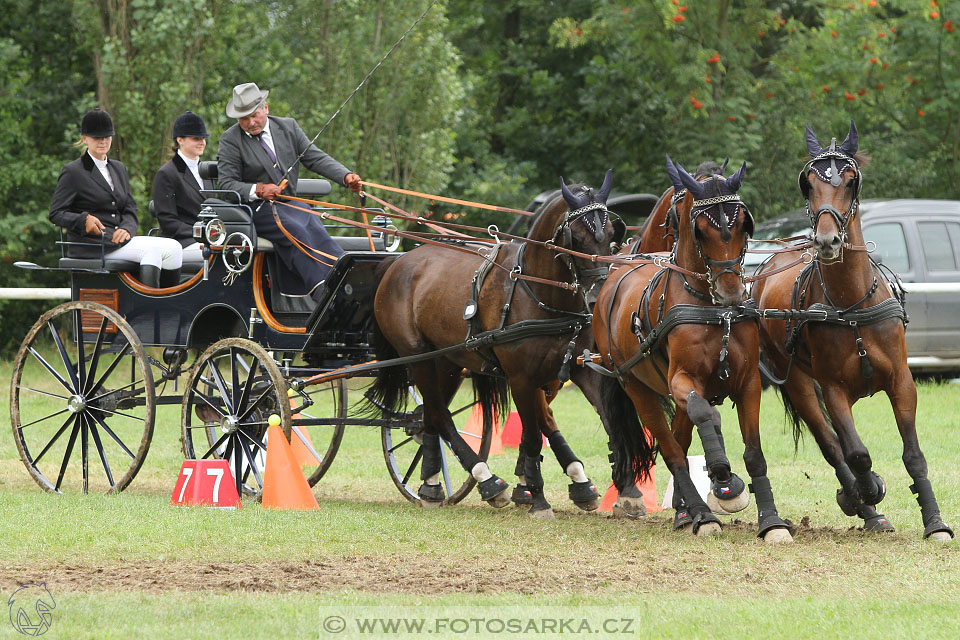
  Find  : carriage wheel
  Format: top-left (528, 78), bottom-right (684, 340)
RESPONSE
top-left (381, 389), bottom-right (492, 506)
top-left (180, 338), bottom-right (291, 499)
top-left (10, 301), bottom-right (155, 493)
top-left (290, 378), bottom-right (346, 486)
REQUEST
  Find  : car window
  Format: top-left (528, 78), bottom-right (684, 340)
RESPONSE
top-left (863, 222), bottom-right (910, 273)
top-left (918, 221), bottom-right (960, 271)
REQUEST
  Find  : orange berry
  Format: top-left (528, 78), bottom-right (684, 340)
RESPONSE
top-left (672, 14), bottom-right (685, 22)
top-left (728, 116), bottom-right (736, 121)
top-left (918, 109), bottom-right (925, 116)
top-left (845, 92), bottom-right (856, 100)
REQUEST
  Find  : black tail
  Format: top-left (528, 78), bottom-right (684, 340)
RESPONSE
top-left (775, 379), bottom-right (829, 450)
top-left (602, 376), bottom-right (657, 485)
top-left (359, 257), bottom-right (410, 418)
top-left (471, 372), bottom-right (510, 439)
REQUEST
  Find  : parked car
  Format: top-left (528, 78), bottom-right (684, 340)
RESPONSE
top-left (508, 190), bottom-right (660, 235)
top-left (746, 199), bottom-right (960, 378)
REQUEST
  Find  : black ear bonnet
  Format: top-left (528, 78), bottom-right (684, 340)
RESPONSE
top-left (799, 121), bottom-right (862, 200)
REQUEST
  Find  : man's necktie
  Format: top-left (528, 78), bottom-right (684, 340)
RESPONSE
top-left (255, 133), bottom-right (283, 182)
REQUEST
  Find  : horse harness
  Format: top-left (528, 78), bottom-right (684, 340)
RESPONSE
top-left (460, 196), bottom-right (619, 381)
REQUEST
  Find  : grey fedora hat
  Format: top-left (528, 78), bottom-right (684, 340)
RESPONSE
top-left (225, 82), bottom-right (269, 118)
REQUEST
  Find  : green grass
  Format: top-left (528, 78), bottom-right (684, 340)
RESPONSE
top-left (2, 350), bottom-right (960, 638)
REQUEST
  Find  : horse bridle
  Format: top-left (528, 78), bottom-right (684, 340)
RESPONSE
top-left (553, 194), bottom-right (625, 305)
top-left (798, 140), bottom-right (862, 247)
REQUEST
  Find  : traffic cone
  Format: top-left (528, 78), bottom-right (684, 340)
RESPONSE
top-left (462, 405), bottom-right (503, 455)
top-left (287, 389), bottom-right (318, 466)
top-left (499, 412), bottom-right (548, 449)
top-left (261, 423), bottom-right (320, 510)
top-left (598, 465), bottom-right (662, 514)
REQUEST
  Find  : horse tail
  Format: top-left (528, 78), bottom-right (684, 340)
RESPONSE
top-left (602, 377), bottom-right (658, 485)
top-left (360, 257), bottom-right (409, 418)
top-left (471, 373), bottom-right (510, 438)
top-left (774, 377), bottom-right (831, 450)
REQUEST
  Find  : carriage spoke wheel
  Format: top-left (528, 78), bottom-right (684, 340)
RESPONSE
top-left (290, 379), bottom-right (346, 487)
top-left (10, 301), bottom-right (155, 493)
top-left (381, 390), bottom-right (492, 506)
top-left (181, 338), bottom-right (291, 500)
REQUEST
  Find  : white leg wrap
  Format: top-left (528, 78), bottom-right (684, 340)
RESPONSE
top-left (471, 462), bottom-right (492, 482)
top-left (566, 461), bottom-right (588, 483)
top-left (424, 472), bottom-right (440, 486)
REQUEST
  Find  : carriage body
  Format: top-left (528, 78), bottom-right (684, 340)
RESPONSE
top-left (10, 181), bottom-right (491, 504)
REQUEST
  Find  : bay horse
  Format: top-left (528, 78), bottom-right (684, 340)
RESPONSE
top-left (751, 122), bottom-right (953, 540)
top-left (594, 156), bottom-right (794, 542)
top-left (367, 172), bottom-right (629, 517)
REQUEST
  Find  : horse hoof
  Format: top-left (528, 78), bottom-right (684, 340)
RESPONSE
top-left (511, 485), bottom-right (534, 506)
top-left (695, 522), bottom-right (722, 536)
top-left (486, 490), bottom-right (511, 509)
top-left (928, 531), bottom-right (953, 543)
top-left (678, 523), bottom-right (694, 534)
top-left (707, 491), bottom-right (749, 514)
top-left (612, 496), bottom-right (646, 519)
top-left (419, 499), bottom-right (443, 510)
top-left (762, 528), bottom-right (794, 544)
top-left (574, 498), bottom-right (599, 512)
top-left (529, 507), bottom-right (555, 520)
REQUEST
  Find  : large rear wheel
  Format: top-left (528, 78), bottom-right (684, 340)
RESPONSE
top-left (10, 301), bottom-right (155, 493)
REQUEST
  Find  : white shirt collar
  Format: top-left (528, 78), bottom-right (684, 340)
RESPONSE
top-left (244, 118), bottom-right (272, 139)
top-left (177, 149), bottom-right (200, 169)
top-left (88, 151), bottom-right (109, 168)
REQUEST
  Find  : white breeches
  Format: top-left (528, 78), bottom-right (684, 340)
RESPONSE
top-left (105, 236), bottom-right (182, 269)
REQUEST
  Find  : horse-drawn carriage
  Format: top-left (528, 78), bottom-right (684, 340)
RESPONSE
top-left (9, 162), bottom-right (496, 503)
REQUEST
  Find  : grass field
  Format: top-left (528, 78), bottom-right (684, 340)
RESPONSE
top-left (1, 351), bottom-right (959, 639)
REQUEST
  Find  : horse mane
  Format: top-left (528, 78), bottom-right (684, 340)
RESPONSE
top-left (853, 150), bottom-right (871, 169)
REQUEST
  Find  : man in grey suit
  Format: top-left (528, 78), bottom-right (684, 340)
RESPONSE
top-left (217, 82), bottom-right (363, 299)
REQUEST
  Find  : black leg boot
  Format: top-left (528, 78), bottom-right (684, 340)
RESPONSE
top-left (159, 268), bottom-right (181, 288)
top-left (139, 265), bottom-right (161, 288)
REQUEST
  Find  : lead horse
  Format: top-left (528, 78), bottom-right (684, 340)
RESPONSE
top-left (751, 122), bottom-right (953, 540)
top-left (367, 173), bottom-right (629, 516)
top-left (594, 157), bottom-right (794, 542)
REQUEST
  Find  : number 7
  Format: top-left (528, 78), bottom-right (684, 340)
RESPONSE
top-left (206, 467), bottom-right (224, 503)
top-left (177, 467), bottom-right (194, 503)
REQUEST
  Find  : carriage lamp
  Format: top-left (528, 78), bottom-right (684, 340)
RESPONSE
top-left (205, 219), bottom-right (227, 247)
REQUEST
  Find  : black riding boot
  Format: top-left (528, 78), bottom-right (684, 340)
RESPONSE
top-left (159, 268), bottom-right (181, 288)
top-left (139, 265), bottom-right (161, 288)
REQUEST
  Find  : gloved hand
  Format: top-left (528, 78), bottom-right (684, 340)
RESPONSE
top-left (255, 182), bottom-right (283, 201)
top-left (344, 173), bottom-right (363, 193)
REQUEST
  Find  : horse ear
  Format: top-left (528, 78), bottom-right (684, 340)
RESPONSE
top-left (719, 156), bottom-right (730, 174)
top-left (665, 155), bottom-right (683, 191)
top-left (726, 161), bottom-right (746, 192)
top-left (840, 120), bottom-right (859, 156)
top-left (806, 124), bottom-right (823, 157)
top-left (597, 169), bottom-right (614, 203)
top-left (675, 160), bottom-right (704, 198)
top-left (560, 176), bottom-right (580, 210)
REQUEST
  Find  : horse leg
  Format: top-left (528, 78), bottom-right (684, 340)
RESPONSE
top-left (819, 385), bottom-right (888, 510)
top-left (675, 385), bottom-right (749, 514)
top-left (625, 380), bottom-right (721, 535)
top-left (511, 383), bottom-right (562, 518)
top-left (780, 372), bottom-right (893, 531)
top-left (735, 385), bottom-right (793, 543)
top-left (510, 445), bottom-right (534, 507)
top-left (409, 361), bottom-right (510, 508)
top-left (569, 366), bottom-right (644, 518)
top-left (886, 372), bottom-right (954, 541)
top-left (534, 386), bottom-right (600, 511)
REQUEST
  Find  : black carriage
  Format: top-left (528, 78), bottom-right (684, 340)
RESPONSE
top-left (9, 164), bottom-right (494, 503)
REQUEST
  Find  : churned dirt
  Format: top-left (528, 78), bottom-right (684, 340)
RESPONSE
top-left (0, 517), bottom-right (866, 595)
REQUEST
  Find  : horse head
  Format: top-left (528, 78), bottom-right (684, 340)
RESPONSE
top-left (527, 170), bottom-right (625, 305)
top-left (800, 121), bottom-right (866, 262)
top-left (666, 154), bottom-right (753, 306)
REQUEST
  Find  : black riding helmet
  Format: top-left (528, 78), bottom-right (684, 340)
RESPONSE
top-left (81, 108), bottom-right (115, 138)
top-left (172, 111), bottom-right (210, 139)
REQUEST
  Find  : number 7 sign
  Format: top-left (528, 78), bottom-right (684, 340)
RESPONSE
top-left (170, 460), bottom-right (242, 508)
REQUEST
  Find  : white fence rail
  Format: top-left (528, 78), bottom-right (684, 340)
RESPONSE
top-left (0, 288), bottom-right (71, 300)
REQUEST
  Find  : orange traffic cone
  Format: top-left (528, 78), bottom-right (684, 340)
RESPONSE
top-left (462, 405), bottom-right (503, 455)
top-left (597, 467), bottom-right (661, 514)
top-left (287, 389), bottom-right (318, 466)
top-left (261, 421), bottom-right (320, 511)
top-left (499, 411), bottom-right (549, 449)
